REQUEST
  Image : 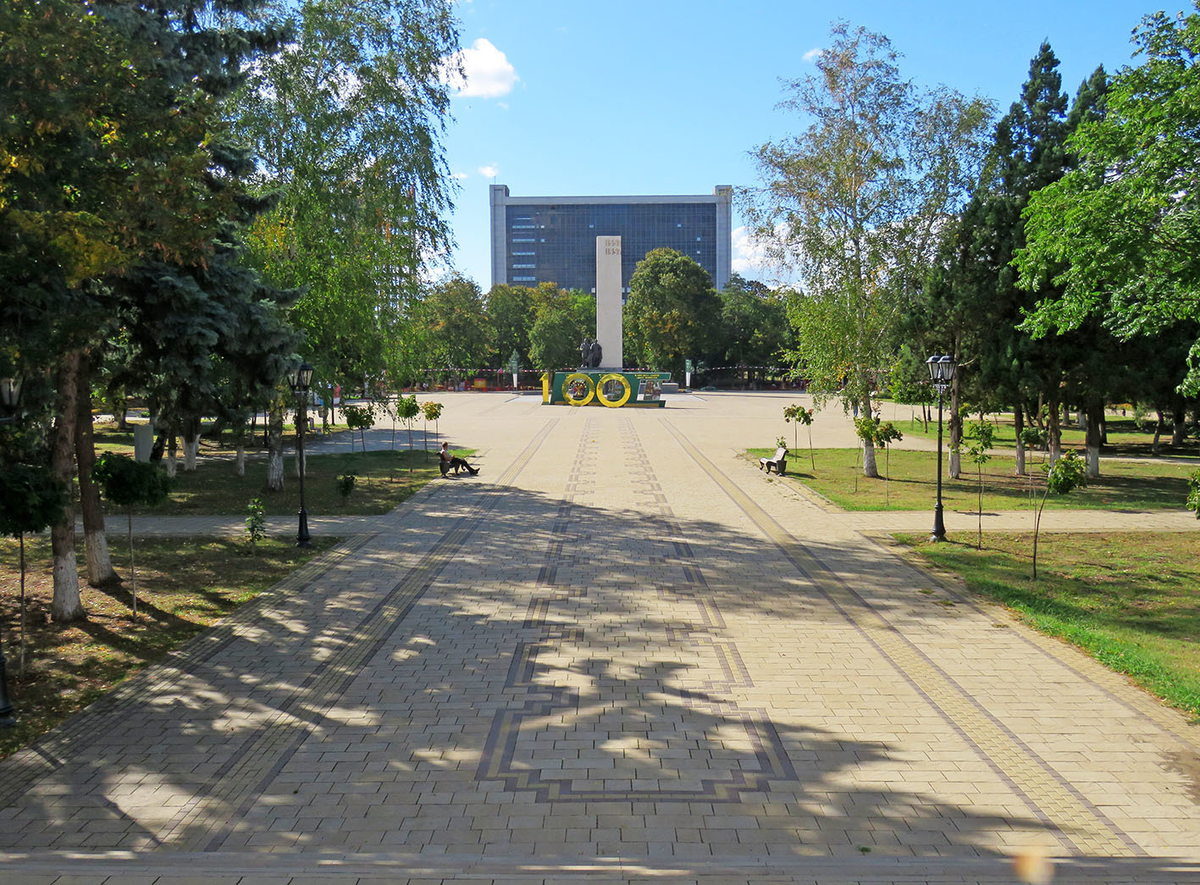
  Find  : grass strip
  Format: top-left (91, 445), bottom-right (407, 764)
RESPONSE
top-left (750, 447), bottom-right (1194, 512)
top-left (897, 531), bottom-right (1200, 720)
top-left (0, 536), bottom-right (336, 759)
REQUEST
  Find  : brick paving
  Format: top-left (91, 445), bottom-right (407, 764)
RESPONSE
top-left (6, 391), bottom-right (1200, 883)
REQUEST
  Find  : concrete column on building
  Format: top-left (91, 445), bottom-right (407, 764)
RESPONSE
top-left (489, 184), bottom-right (510, 289)
top-left (714, 184), bottom-right (732, 292)
top-left (595, 236), bottom-right (623, 370)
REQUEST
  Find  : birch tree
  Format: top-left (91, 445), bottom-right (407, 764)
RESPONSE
top-left (747, 22), bottom-right (991, 476)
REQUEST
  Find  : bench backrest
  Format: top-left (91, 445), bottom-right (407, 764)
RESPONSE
top-left (773, 447), bottom-right (787, 461)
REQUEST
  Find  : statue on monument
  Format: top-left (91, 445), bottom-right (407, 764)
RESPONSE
top-left (579, 337), bottom-right (603, 368)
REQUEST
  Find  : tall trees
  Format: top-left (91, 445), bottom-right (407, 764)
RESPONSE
top-left (2, 0), bottom-right (287, 620)
top-left (714, 275), bottom-right (790, 385)
top-left (233, 0), bottom-right (460, 392)
top-left (935, 45), bottom-right (1106, 473)
top-left (624, 248), bottom-right (720, 377)
top-left (421, 276), bottom-right (494, 379)
top-left (1018, 6), bottom-right (1200, 396)
top-left (528, 285), bottom-right (595, 370)
top-left (747, 22), bottom-right (991, 476)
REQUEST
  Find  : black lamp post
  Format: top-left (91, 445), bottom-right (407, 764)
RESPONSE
top-left (287, 363), bottom-right (314, 548)
top-left (0, 372), bottom-right (26, 728)
top-left (926, 354), bottom-right (957, 542)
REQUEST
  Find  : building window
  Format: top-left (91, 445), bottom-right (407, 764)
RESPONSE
top-left (512, 264), bottom-right (535, 269)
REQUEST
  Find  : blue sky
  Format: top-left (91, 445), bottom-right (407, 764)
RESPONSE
top-left (441, 0), bottom-right (1181, 288)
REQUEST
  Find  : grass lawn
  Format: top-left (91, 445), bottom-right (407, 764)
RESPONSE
top-left (0, 536), bottom-right (336, 759)
top-left (749, 447), bottom-right (1195, 512)
top-left (897, 531), bottom-right (1200, 719)
top-left (875, 405), bottom-right (1198, 460)
top-left (120, 449), bottom-right (449, 517)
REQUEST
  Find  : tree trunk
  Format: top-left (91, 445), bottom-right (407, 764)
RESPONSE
top-left (1014, 404), bottom-right (1026, 476)
top-left (50, 350), bottom-right (86, 623)
top-left (1086, 401), bottom-right (1103, 478)
top-left (166, 434), bottom-right (178, 478)
top-left (266, 403), bottom-right (285, 491)
top-left (236, 443), bottom-right (246, 477)
top-left (861, 397), bottom-right (879, 478)
top-left (1153, 410), bottom-right (1164, 455)
top-left (948, 371), bottom-right (962, 480)
top-left (1172, 401), bottom-right (1187, 446)
top-left (182, 418), bottom-right (200, 472)
top-left (75, 352), bottom-right (120, 588)
top-left (1077, 409), bottom-right (1087, 431)
top-left (1047, 400), bottom-right (1062, 464)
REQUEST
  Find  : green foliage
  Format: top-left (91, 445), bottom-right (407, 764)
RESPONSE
top-left (396, 395), bottom-right (420, 424)
top-left (420, 275), bottom-right (494, 374)
top-left (343, 405), bottom-right (375, 432)
top-left (245, 497), bottom-right (267, 549)
top-left (487, 284), bottom-right (535, 369)
top-left (784, 404), bottom-right (814, 426)
top-left (0, 463), bottom-right (67, 538)
top-left (775, 436), bottom-right (788, 450)
top-left (1033, 450), bottom-right (1087, 578)
top-left (1045, 450), bottom-right (1087, 496)
top-left (233, 0), bottom-right (460, 389)
top-left (94, 453), bottom-right (170, 509)
top-left (529, 286), bottom-right (595, 370)
top-left (421, 401), bottom-right (444, 422)
top-left (336, 473), bottom-right (357, 504)
top-left (1188, 470), bottom-right (1200, 519)
top-left (747, 23), bottom-right (992, 416)
top-left (784, 403), bottom-right (817, 470)
top-left (1020, 426), bottom-right (1048, 451)
top-left (624, 248), bottom-right (720, 376)
top-left (715, 275), bottom-right (790, 375)
top-left (853, 417), bottom-right (902, 448)
top-left (1017, 9), bottom-right (1200, 395)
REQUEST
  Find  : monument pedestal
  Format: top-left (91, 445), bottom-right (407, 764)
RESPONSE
top-left (543, 369), bottom-right (672, 408)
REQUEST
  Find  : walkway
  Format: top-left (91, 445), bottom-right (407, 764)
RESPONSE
top-left (6, 392), bottom-right (1200, 883)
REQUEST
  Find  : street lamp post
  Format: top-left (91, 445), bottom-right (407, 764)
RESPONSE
top-left (926, 354), bottom-right (957, 543)
top-left (287, 363), bottom-right (314, 548)
top-left (0, 372), bottom-right (26, 728)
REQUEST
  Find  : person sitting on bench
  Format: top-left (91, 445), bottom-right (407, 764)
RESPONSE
top-left (440, 442), bottom-right (479, 476)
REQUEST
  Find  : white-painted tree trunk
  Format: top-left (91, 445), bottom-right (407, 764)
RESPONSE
top-left (183, 436), bottom-right (199, 472)
top-left (236, 444), bottom-right (246, 477)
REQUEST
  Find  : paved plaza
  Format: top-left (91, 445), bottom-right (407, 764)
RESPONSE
top-left (3, 392), bottom-right (1200, 883)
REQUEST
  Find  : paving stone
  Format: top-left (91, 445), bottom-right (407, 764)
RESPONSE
top-left (1, 393), bottom-right (1198, 883)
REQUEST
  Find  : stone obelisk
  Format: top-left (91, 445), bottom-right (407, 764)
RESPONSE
top-left (595, 236), bottom-right (623, 369)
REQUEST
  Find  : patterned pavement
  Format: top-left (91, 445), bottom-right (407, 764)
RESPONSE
top-left (4, 392), bottom-right (1200, 883)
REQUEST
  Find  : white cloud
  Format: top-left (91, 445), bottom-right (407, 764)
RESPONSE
top-left (732, 225), bottom-right (800, 287)
top-left (732, 225), bottom-right (770, 277)
top-left (802, 47), bottom-right (823, 63)
top-left (477, 164), bottom-right (499, 179)
top-left (443, 38), bottom-right (519, 99)
top-left (452, 172), bottom-right (469, 181)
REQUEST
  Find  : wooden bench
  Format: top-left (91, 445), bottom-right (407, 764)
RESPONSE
top-left (759, 447), bottom-right (787, 475)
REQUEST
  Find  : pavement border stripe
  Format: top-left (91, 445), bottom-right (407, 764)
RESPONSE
top-left (170, 416), bottom-right (560, 850)
top-left (662, 418), bottom-right (1141, 858)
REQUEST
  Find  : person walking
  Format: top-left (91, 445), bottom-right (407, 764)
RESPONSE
top-left (439, 442), bottom-right (479, 476)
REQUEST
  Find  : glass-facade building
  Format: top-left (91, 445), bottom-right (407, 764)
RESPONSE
top-left (490, 185), bottom-right (732, 296)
